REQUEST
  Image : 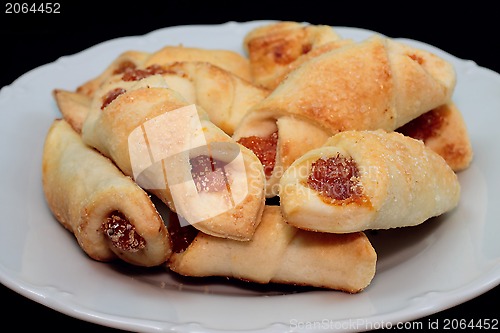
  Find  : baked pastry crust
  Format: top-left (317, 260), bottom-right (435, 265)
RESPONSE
top-left (52, 89), bottom-right (91, 133)
top-left (280, 130), bottom-right (461, 233)
top-left (77, 50), bottom-right (150, 98)
top-left (82, 75), bottom-right (266, 241)
top-left (235, 35), bottom-right (457, 197)
top-left (397, 102), bottom-right (473, 171)
top-left (42, 119), bottom-right (171, 266)
top-left (143, 45), bottom-right (252, 81)
top-left (168, 206), bottom-right (377, 293)
top-left (158, 61), bottom-right (269, 135)
top-left (76, 45), bottom-right (252, 99)
top-left (40, 21), bottom-right (471, 294)
top-left (243, 21), bottom-right (343, 89)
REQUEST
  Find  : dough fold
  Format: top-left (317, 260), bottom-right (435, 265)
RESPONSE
top-left (42, 119), bottom-right (171, 266)
top-left (397, 101), bottom-right (473, 171)
top-left (82, 75), bottom-right (266, 241)
top-left (235, 35), bottom-right (457, 197)
top-left (243, 21), bottom-right (344, 89)
top-left (280, 130), bottom-right (461, 233)
top-left (168, 206), bottom-right (377, 293)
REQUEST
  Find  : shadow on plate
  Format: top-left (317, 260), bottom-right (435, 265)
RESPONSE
top-left (106, 205), bottom-right (449, 296)
top-left (367, 213), bottom-right (448, 273)
top-left (108, 262), bottom-right (323, 296)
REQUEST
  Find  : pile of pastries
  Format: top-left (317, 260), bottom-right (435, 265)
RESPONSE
top-left (42, 21), bottom-right (473, 293)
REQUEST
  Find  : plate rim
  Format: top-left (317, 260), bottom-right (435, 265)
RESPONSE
top-left (1, 20), bottom-right (500, 333)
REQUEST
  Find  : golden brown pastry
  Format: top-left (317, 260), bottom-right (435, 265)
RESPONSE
top-left (156, 61), bottom-right (269, 135)
top-left (42, 119), bottom-right (171, 266)
top-left (243, 21), bottom-right (344, 89)
top-left (77, 50), bottom-right (150, 98)
top-left (76, 45), bottom-right (252, 99)
top-left (52, 89), bottom-right (91, 133)
top-left (81, 75), bottom-right (266, 241)
top-left (143, 45), bottom-right (252, 81)
top-left (168, 205), bottom-right (377, 293)
top-left (68, 60), bottom-right (267, 136)
top-left (279, 130), bottom-right (461, 233)
top-left (258, 39), bottom-right (355, 90)
top-left (397, 101), bottom-right (473, 171)
top-left (234, 35), bottom-right (457, 197)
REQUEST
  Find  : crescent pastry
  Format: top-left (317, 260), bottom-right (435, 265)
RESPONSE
top-left (397, 101), bottom-right (473, 171)
top-left (279, 130), bottom-right (461, 233)
top-left (243, 21), bottom-right (344, 89)
top-left (76, 45), bottom-right (251, 99)
top-left (81, 75), bottom-right (266, 241)
top-left (168, 205), bottom-right (377, 293)
top-left (42, 119), bottom-right (171, 266)
top-left (157, 61), bottom-right (270, 135)
top-left (234, 35), bottom-right (457, 197)
top-left (70, 60), bottom-right (267, 136)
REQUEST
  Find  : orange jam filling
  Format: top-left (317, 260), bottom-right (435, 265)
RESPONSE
top-left (102, 211), bottom-right (146, 252)
top-left (189, 155), bottom-right (228, 193)
top-left (168, 211), bottom-right (198, 254)
top-left (237, 131), bottom-right (278, 178)
top-left (306, 154), bottom-right (364, 203)
top-left (397, 108), bottom-right (445, 141)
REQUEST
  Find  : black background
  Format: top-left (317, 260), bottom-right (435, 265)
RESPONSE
top-left (1, 1), bottom-right (498, 332)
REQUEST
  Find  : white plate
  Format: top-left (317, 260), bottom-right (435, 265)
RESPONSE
top-left (1, 20), bottom-right (499, 333)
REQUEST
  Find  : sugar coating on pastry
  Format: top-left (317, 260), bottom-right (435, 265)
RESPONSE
top-left (280, 130), bottom-right (461, 233)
